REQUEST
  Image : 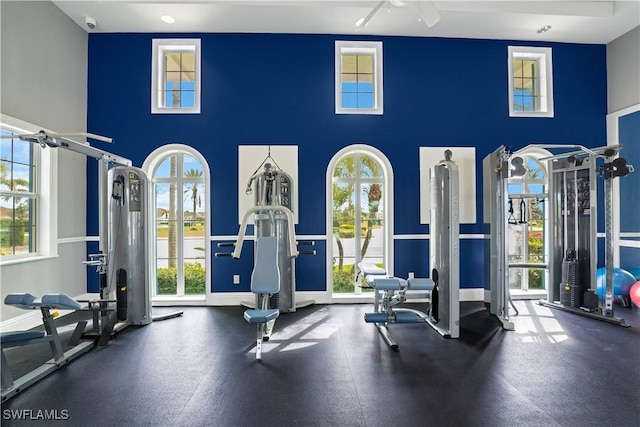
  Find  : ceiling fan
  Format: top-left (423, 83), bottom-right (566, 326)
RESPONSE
top-left (355, 0), bottom-right (441, 30)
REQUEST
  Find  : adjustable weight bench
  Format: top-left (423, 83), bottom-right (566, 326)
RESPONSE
top-left (359, 263), bottom-right (439, 350)
top-left (243, 236), bottom-right (281, 360)
top-left (1, 293), bottom-right (94, 402)
top-left (356, 262), bottom-right (387, 290)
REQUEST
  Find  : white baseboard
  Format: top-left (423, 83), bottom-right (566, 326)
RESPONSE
top-left (189, 291), bottom-right (332, 307)
top-left (331, 289), bottom-right (484, 304)
top-left (1, 311), bottom-right (44, 333)
top-left (461, 288), bottom-right (485, 302)
top-left (153, 296), bottom-right (207, 307)
top-left (510, 291), bottom-right (547, 300)
top-left (332, 294), bottom-right (375, 304)
top-left (206, 292), bottom-right (253, 306)
top-left (207, 290), bottom-right (484, 306)
top-left (2, 289), bottom-right (486, 332)
top-left (483, 289), bottom-right (547, 302)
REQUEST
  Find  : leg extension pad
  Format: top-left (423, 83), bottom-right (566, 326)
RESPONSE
top-left (364, 312), bottom-right (388, 323)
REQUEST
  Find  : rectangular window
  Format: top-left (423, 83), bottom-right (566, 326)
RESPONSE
top-left (513, 59), bottom-right (538, 112)
top-left (1, 116), bottom-right (57, 264)
top-left (152, 39), bottom-right (201, 114)
top-left (0, 128), bottom-right (38, 257)
top-left (508, 46), bottom-right (554, 118)
top-left (335, 41), bottom-right (383, 115)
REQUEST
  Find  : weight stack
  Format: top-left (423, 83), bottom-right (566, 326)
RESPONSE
top-left (583, 290), bottom-right (598, 311)
top-left (560, 251), bottom-right (580, 308)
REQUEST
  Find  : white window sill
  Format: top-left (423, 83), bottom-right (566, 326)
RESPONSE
top-left (509, 112), bottom-right (554, 118)
top-left (332, 294), bottom-right (374, 304)
top-left (151, 107), bottom-right (201, 115)
top-left (510, 290), bottom-right (547, 300)
top-left (152, 295), bottom-right (206, 306)
top-left (336, 109), bottom-right (383, 115)
top-left (0, 254), bottom-right (58, 267)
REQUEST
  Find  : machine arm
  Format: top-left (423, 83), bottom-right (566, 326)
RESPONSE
top-left (0, 130), bottom-right (131, 166)
top-left (232, 205), bottom-right (298, 259)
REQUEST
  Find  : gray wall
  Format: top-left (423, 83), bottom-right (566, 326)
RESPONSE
top-left (1, 1), bottom-right (88, 322)
top-left (607, 26), bottom-right (640, 113)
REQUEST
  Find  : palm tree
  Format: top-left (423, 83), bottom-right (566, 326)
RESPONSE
top-left (361, 183), bottom-right (381, 259)
top-left (332, 184), bottom-right (353, 271)
top-left (184, 168), bottom-right (203, 226)
top-left (0, 161), bottom-right (31, 248)
top-left (168, 156), bottom-right (177, 268)
top-left (0, 162), bottom-right (29, 191)
top-left (332, 154), bottom-right (383, 274)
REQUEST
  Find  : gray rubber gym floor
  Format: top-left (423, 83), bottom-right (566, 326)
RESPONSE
top-left (2, 301), bottom-right (639, 426)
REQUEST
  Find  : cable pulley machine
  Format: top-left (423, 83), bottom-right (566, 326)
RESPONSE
top-left (2, 130), bottom-right (177, 346)
top-left (217, 147), bottom-right (314, 315)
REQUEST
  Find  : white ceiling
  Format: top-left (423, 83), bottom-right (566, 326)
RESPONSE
top-left (53, 1), bottom-right (640, 44)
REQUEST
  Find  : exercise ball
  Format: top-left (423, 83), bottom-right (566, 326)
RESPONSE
top-left (596, 267), bottom-right (636, 298)
top-left (625, 266), bottom-right (640, 281)
top-left (630, 281), bottom-right (640, 309)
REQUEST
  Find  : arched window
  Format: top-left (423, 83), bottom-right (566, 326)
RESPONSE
top-left (143, 145), bottom-right (210, 302)
top-left (326, 145), bottom-right (393, 296)
top-left (507, 149), bottom-right (549, 294)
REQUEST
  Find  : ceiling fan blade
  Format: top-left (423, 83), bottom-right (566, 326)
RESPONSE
top-left (356, 0), bottom-right (386, 30)
top-left (414, 1), bottom-right (441, 28)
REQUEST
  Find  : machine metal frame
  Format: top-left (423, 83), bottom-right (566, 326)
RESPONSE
top-left (2, 131), bottom-right (165, 343)
top-left (540, 145), bottom-right (631, 326)
top-left (1, 294), bottom-right (95, 402)
top-left (484, 144), bottom-right (632, 329)
top-left (483, 146), bottom-right (515, 330)
top-left (233, 161), bottom-right (300, 312)
top-left (363, 152), bottom-right (460, 348)
top-left (229, 154), bottom-right (314, 313)
top-left (429, 153), bottom-right (460, 338)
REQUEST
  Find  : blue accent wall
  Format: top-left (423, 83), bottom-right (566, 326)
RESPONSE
top-left (619, 110), bottom-right (640, 234)
top-left (86, 33), bottom-right (607, 293)
top-left (621, 246), bottom-right (640, 272)
top-left (618, 110), bottom-right (640, 273)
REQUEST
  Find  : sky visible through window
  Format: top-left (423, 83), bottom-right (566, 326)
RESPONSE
top-left (153, 154), bottom-right (204, 212)
top-left (514, 89), bottom-right (535, 112)
top-left (341, 82), bottom-right (374, 109)
top-left (0, 129), bottom-right (34, 196)
top-left (165, 82), bottom-right (196, 108)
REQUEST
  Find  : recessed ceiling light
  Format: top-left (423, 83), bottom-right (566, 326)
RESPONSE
top-left (537, 25), bottom-right (552, 34)
top-left (161, 15), bottom-right (176, 24)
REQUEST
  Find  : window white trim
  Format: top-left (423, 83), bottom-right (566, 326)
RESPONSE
top-left (335, 41), bottom-right (384, 115)
top-left (507, 147), bottom-right (552, 295)
top-left (606, 103), bottom-right (640, 267)
top-left (508, 46), bottom-right (554, 118)
top-left (0, 115), bottom-right (57, 264)
top-left (142, 144), bottom-right (212, 305)
top-left (151, 39), bottom-right (201, 114)
top-left (325, 144), bottom-right (394, 300)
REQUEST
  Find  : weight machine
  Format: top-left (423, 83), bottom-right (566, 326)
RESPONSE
top-left (484, 144), bottom-right (633, 329)
top-left (239, 158), bottom-right (299, 313)
top-left (483, 146), bottom-right (522, 330)
top-left (0, 129), bottom-right (147, 399)
top-left (217, 150), bottom-right (314, 348)
top-left (1, 293), bottom-right (94, 402)
top-left (87, 164), bottom-right (183, 343)
top-left (363, 150), bottom-right (460, 349)
top-left (2, 130), bottom-right (165, 346)
top-left (540, 145), bottom-right (632, 326)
